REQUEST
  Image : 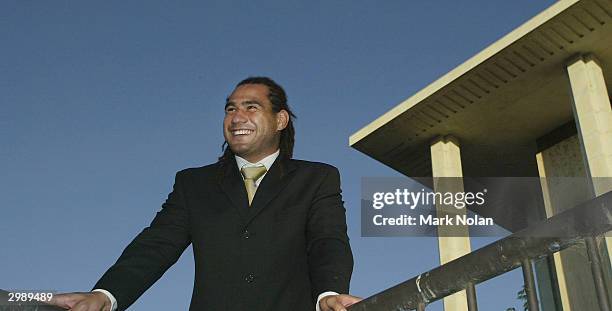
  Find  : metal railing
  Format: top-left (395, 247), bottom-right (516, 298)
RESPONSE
top-left (348, 190), bottom-right (612, 311)
top-left (3, 191), bottom-right (610, 311)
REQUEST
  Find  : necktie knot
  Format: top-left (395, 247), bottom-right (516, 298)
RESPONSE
top-left (241, 166), bottom-right (267, 181)
top-left (241, 166), bottom-right (267, 206)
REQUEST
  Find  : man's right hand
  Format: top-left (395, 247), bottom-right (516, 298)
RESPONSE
top-left (319, 294), bottom-right (362, 311)
top-left (48, 292), bottom-right (111, 311)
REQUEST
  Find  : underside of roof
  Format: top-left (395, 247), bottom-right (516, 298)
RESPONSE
top-left (350, 0), bottom-right (612, 231)
top-left (350, 0), bottom-right (612, 178)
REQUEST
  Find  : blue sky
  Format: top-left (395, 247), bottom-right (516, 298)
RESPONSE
top-left (1, 1), bottom-right (555, 310)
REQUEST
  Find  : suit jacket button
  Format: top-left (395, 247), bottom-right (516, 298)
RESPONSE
top-left (242, 230), bottom-right (250, 239)
top-left (245, 273), bottom-right (255, 283)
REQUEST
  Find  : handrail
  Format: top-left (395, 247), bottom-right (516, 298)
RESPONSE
top-left (3, 191), bottom-right (610, 311)
top-left (348, 190), bottom-right (612, 311)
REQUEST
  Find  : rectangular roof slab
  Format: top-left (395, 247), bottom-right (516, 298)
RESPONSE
top-left (350, 0), bottom-right (612, 178)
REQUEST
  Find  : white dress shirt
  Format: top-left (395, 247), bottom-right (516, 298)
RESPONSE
top-left (94, 149), bottom-right (338, 311)
top-left (235, 149), bottom-right (279, 186)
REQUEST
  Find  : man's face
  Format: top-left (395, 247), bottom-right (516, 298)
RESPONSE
top-left (223, 84), bottom-right (288, 163)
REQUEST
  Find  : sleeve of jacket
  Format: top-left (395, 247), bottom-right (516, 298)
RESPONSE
top-left (306, 165), bottom-right (354, 301)
top-left (92, 170), bottom-right (192, 311)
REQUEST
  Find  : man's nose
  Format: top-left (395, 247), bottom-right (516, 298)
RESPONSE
top-left (231, 109), bottom-right (248, 123)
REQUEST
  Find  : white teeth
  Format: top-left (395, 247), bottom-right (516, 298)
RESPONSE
top-left (232, 129), bottom-right (253, 136)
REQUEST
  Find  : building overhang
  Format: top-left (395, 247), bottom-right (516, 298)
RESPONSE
top-left (350, 0), bottom-right (612, 178)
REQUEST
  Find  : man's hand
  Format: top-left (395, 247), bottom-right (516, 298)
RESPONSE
top-left (319, 294), bottom-right (362, 311)
top-left (48, 292), bottom-right (111, 311)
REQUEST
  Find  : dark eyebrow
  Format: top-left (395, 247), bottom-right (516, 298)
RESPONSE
top-left (224, 100), bottom-right (262, 110)
top-left (242, 100), bottom-right (262, 106)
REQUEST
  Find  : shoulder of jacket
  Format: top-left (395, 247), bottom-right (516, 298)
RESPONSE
top-left (289, 159), bottom-right (338, 172)
top-left (175, 162), bottom-right (222, 178)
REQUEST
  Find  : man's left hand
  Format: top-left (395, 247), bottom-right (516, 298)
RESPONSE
top-left (319, 294), bottom-right (362, 311)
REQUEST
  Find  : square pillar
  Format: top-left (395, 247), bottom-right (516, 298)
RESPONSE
top-left (536, 139), bottom-right (598, 311)
top-left (431, 136), bottom-right (471, 311)
top-left (567, 54), bottom-right (612, 195)
top-left (566, 53), bottom-right (612, 307)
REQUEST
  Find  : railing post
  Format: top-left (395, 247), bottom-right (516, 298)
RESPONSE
top-left (585, 236), bottom-right (611, 311)
top-left (416, 301), bottom-right (426, 311)
top-left (466, 282), bottom-right (478, 311)
top-left (521, 259), bottom-right (540, 311)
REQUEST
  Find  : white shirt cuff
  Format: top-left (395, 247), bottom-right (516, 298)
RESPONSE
top-left (316, 291), bottom-right (339, 311)
top-left (92, 289), bottom-right (117, 311)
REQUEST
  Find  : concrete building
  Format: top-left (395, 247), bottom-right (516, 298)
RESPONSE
top-left (350, 0), bottom-right (612, 310)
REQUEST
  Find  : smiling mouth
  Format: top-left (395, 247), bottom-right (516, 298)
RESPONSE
top-left (231, 129), bottom-right (254, 136)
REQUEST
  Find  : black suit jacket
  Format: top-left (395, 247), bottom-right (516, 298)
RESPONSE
top-left (93, 157), bottom-right (353, 311)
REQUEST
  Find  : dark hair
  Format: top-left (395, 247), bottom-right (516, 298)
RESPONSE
top-left (219, 77), bottom-right (297, 163)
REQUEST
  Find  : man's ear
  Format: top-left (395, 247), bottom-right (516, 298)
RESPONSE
top-left (276, 110), bottom-right (289, 131)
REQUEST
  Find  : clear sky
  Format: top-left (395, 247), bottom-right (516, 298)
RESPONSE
top-left (1, 1), bottom-right (556, 310)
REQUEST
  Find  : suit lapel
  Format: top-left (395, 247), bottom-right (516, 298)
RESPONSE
top-left (246, 157), bottom-right (297, 224)
top-left (218, 160), bottom-right (250, 223)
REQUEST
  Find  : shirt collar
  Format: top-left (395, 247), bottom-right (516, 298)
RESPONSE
top-left (235, 149), bottom-right (280, 172)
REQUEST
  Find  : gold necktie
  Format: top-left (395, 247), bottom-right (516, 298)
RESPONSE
top-left (240, 166), bottom-right (267, 206)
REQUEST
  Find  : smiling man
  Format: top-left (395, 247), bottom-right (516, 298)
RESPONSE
top-left (50, 77), bottom-right (360, 311)
top-left (224, 82), bottom-right (283, 163)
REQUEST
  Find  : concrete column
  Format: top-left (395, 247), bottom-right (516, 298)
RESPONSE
top-left (536, 140), bottom-right (595, 311)
top-left (566, 53), bottom-right (612, 305)
top-left (431, 136), bottom-right (471, 311)
top-left (567, 54), bottom-right (612, 195)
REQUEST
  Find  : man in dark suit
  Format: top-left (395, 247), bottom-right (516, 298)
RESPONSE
top-left (50, 77), bottom-right (360, 311)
